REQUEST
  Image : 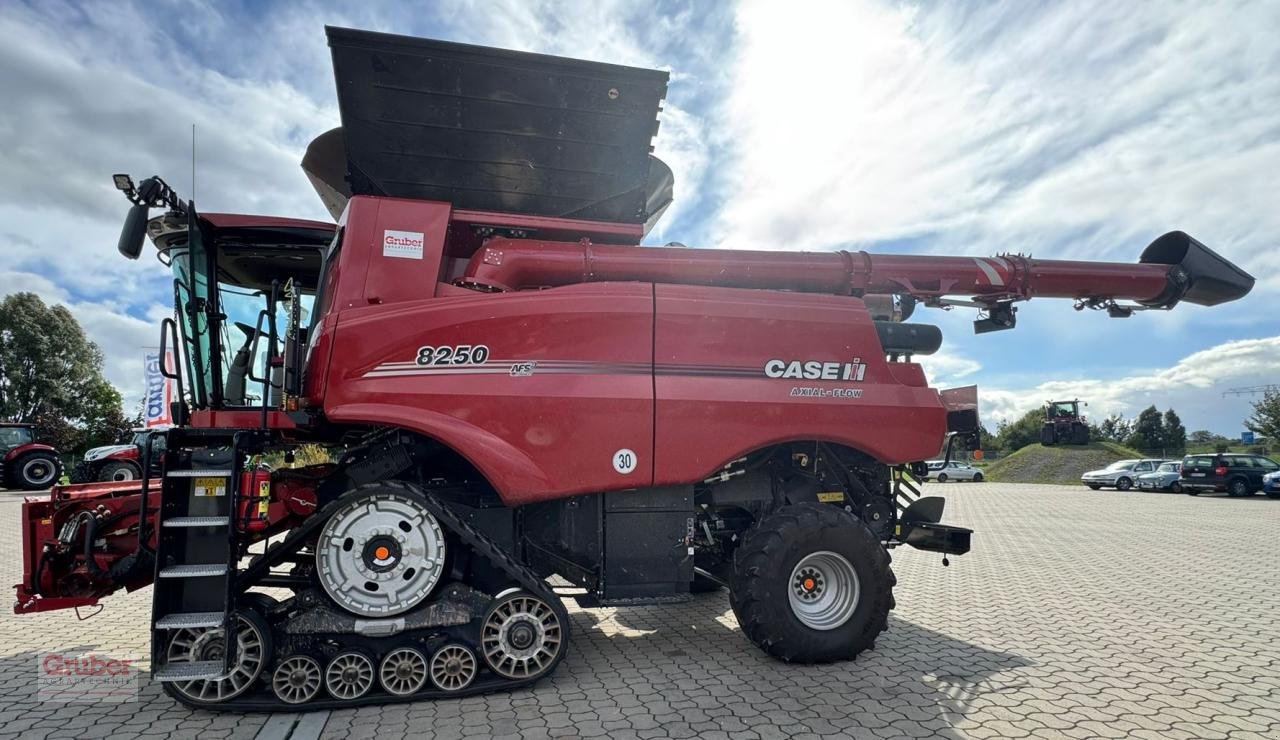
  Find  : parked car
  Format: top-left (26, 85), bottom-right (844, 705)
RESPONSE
top-left (1136, 461), bottom-right (1182, 492)
top-left (69, 429), bottom-right (166, 483)
top-left (1081, 459), bottom-right (1167, 491)
top-left (0, 423), bottom-right (63, 490)
top-left (1181, 453), bottom-right (1280, 497)
top-left (1263, 469), bottom-right (1280, 499)
top-left (924, 460), bottom-right (984, 482)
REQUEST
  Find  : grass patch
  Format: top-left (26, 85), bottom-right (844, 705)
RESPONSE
top-left (984, 440), bottom-right (1147, 486)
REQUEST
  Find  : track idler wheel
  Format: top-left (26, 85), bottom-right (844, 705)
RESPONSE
top-left (481, 590), bottom-right (564, 680)
top-left (325, 652), bottom-right (375, 700)
top-left (272, 655), bottom-right (323, 705)
top-left (165, 610), bottom-right (271, 705)
top-left (378, 647), bottom-right (429, 696)
top-left (429, 644), bottom-right (479, 691)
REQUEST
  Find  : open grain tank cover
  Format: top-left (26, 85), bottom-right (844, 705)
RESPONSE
top-left (317, 26), bottom-right (672, 228)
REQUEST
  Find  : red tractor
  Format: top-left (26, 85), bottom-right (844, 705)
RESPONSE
top-left (13, 28), bottom-right (1254, 710)
top-left (1041, 400), bottom-right (1090, 446)
top-left (1, 423), bottom-right (62, 490)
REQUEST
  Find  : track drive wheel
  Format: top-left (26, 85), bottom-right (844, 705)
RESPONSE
top-left (164, 609), bottom-right (271, 705)
top-left (730, 503), bottom-right (894, 663)
top-left (481, 590), bottom-right (564, 680)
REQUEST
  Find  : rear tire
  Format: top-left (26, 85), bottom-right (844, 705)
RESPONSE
top-left (1115, 477), bottom-right (1132, 491)
top-left (12, 451), bottom-right (61, 490)
top-left (730, 503), bottom-right (893, 663)
top-left (936, 473), bottom-right (948, 483)
top-left (1169, 480), bottom-right (1182, 493)
top-left (972, 472), bottom-right (984, 482)
top-left (97, 460), bottom-right (140, 482)
top-left (1227, 478), bottom-right (1249, 497)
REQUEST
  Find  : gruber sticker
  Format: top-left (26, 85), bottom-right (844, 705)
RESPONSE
top-left (613, 449), bottom-right (638, 475)
top-left (383, 230), bottom-right (425, 260)
top-left (763, 358), bottom-right (867, 381)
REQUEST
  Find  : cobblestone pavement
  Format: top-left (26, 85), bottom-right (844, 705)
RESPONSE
top-left (1, 483), bottom-right (1278, 739)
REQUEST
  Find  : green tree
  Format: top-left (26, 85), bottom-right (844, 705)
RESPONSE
top-left (1162, 409), bottom-right (1187, 454)
top-left (0, 292), bottom-right (128, 451)
top-left (1125, 405), bottom-right (1165, 452)
top-left (1096, 413), bottom-right (1133, 443)
top-left (995, 408), bottom-right (1045, 452)
top-left (1245, 389), bottom-right (1280, 442)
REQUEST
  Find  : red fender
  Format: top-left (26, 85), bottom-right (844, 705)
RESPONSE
top-left (4, 442), bottom-right (57, 462)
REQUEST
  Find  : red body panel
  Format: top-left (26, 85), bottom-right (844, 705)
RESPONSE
top-left (4, 442), bottom-right (56, 462)
top-left (310, 198), bottom-right (949, 505)
top-left (653, 285), bottom-right (943, 485)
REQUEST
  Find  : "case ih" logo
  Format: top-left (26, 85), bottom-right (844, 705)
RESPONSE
top-left (763, 359), bottom-right (867, 382)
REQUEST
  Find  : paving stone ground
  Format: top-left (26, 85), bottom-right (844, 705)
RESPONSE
top-left (1, 483), bottom-right (1278, 739)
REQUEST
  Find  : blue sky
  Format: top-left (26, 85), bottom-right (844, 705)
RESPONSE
top-left (1, 0), bottom-right (1277, 434)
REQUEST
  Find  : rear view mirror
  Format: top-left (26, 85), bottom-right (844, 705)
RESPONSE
top-left (117, 203), bottom-right (149, 259)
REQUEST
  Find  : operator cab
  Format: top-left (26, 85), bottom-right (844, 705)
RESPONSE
top-left (140, 201), bottom-right (335, 416)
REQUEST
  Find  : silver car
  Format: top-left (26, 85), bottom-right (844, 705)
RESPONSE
top-left (925, 460), bottom-right (984, 482)
top-left (1081, 459), bottom-right (1168, 491)
top-left (1137, 461), bottom-right (1182, 492)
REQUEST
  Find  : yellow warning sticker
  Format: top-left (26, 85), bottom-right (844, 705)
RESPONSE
top-left (816, 491), bottom-right (845, 503)
top-left (257, 480), bottom-right (271, 516)
top-left (193, 477), bottom-right (226, 497)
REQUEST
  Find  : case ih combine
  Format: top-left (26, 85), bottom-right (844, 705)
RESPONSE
top-left (13, 28), bottom-right (1254, 710)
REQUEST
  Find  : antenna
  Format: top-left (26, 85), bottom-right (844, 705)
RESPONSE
top-left (191, 123), bottom-right (196, 203)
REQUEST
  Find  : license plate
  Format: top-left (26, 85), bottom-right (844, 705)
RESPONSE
top-left (193, 477), bottom-right (227, 497)
top-left (1190, 472), bottom-right (1205, 477)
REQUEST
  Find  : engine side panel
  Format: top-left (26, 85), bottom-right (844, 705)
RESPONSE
top-left (653, 284), bottom-right (945, 484)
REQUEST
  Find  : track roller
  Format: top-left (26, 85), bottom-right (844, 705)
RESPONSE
top-left (429, 644), bottom-right (478, 691)
top-left (325, 652), bottom-right (375, 700)
top-left (481, 590), bottom-right (563, 680)
top-left (378, 647), bottom-right (429, 696)
top-left (273, 655), bottom-right (323, 704)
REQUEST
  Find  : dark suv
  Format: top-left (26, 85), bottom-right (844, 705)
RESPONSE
top-left (1181, 453), bottom-right (1280, 497)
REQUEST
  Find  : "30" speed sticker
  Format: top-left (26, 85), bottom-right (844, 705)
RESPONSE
top-left (416, 344), bottom-right (490, 366)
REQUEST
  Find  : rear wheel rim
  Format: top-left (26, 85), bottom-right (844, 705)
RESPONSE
top-left (22, 459), bottom-right (56, 486)
top-left (788, 551), bottom-right (860, 631)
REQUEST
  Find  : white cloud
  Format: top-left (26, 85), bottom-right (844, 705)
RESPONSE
top-left (977, 336), bottom-right (1280, 433)
top-left (713, 0), bottom-right (1280, 287)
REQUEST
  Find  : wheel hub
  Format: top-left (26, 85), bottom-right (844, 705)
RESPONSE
top-left (787, 551), bottom-right (861, 631)
top-left (316, 492), bottom-right (447, 617)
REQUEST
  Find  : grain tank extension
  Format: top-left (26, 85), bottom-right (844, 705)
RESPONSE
top-left (13, 27), bottom-right (1254, 711)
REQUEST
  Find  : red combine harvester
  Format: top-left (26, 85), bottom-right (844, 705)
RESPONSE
top-left (14, 28), bottom-right (1254, 710)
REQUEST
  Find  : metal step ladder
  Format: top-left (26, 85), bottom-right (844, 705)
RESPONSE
top-left (148, 429), bottom-right (247, 683)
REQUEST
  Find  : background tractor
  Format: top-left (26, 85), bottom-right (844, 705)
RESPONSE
top-left (0, 422), bottom-right (62, 490)
top-left (1041, 400), bottom-right (1090, 446)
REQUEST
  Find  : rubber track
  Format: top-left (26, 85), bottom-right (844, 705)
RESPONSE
top-left (167, 479), bottom-right (570, 711)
